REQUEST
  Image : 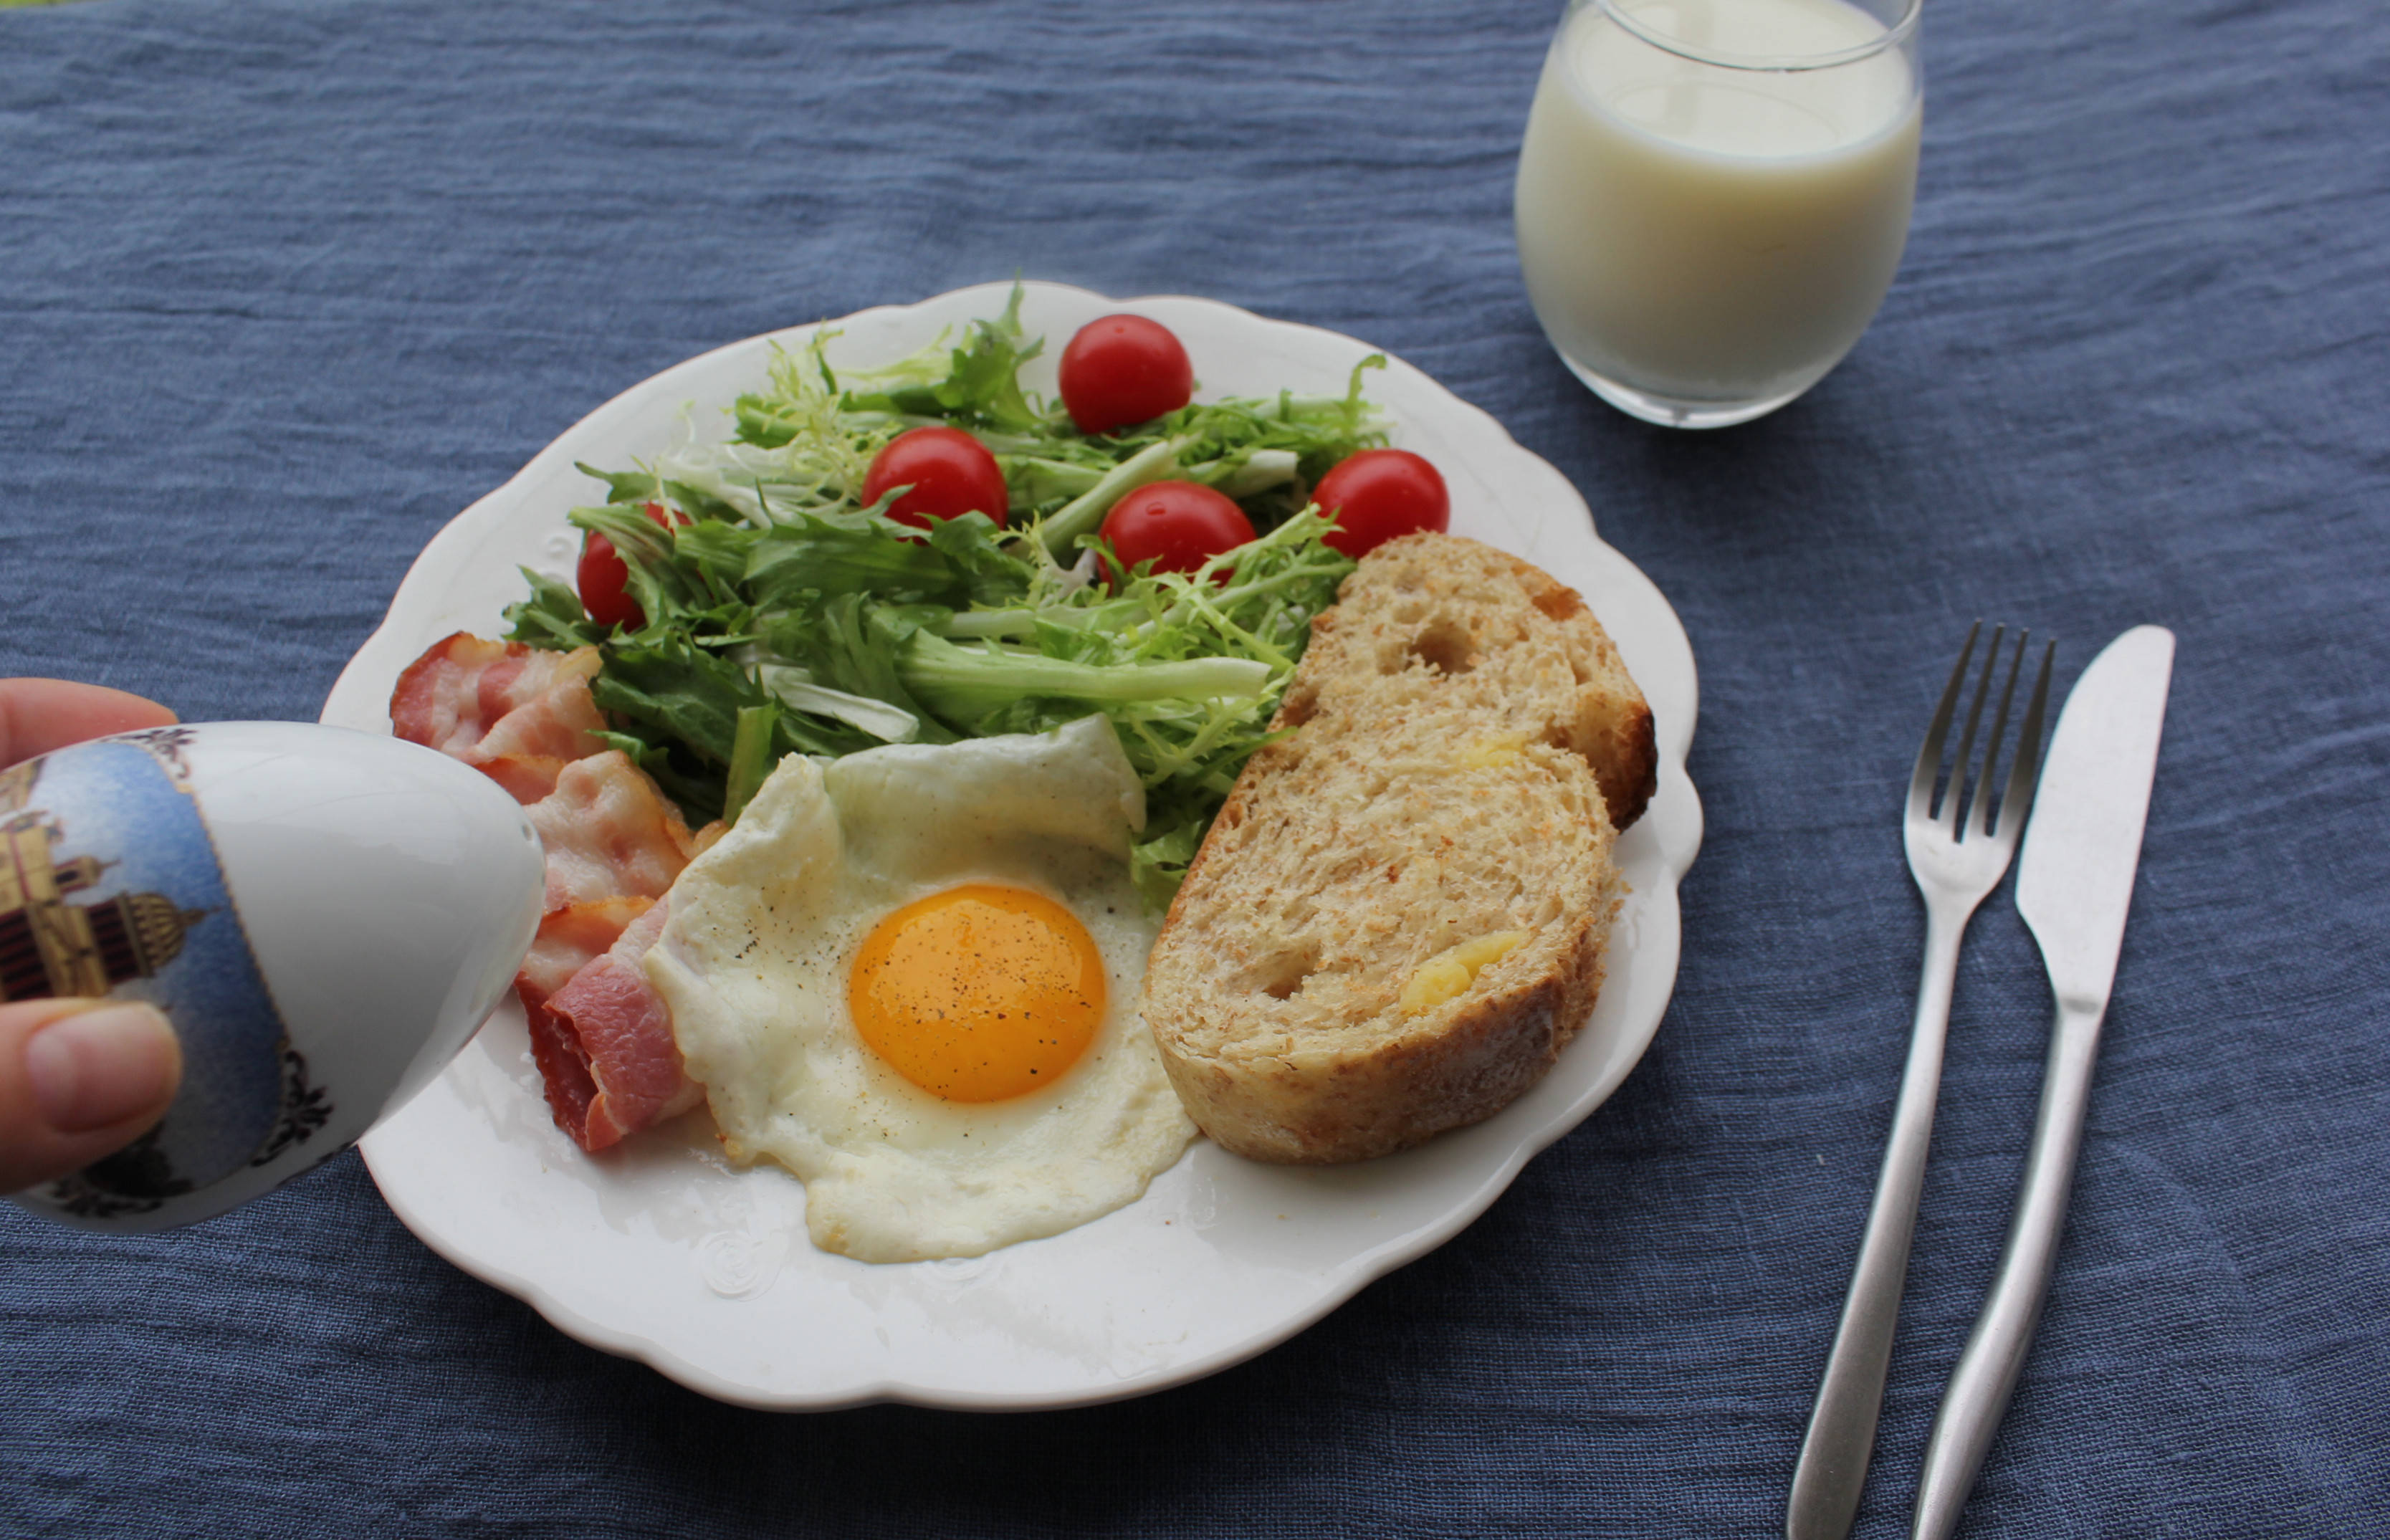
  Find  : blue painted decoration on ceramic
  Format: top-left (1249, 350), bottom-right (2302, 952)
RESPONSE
top-left (0, 732), bottom-right (325, 1219)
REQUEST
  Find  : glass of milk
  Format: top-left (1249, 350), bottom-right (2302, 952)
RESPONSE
top-left (1515, 0), bottom-right (1922, 428)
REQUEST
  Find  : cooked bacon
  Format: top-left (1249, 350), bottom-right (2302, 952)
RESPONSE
top-left (517, 896), bottom-right (654, 1003)
top-left (390, 633), bottom-right (603, 760)
top-left (391, 632), bottom-right (508, 752)
top-left (394, 631), bottom-right (710, 1154)
top-left (508, 759), bottom-right (705, 1152)
top-left (472, 754), bottom-right (574, 806)
top-left (514, 898), bottom-right (699, 1151)
top-left (470, 676), bottom-right (609, 765)
top-left (526, 750), bottom-right (697, 910)
top-left (532, 901), bottom-right (701, 1150)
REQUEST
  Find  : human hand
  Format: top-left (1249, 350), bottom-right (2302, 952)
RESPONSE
top-left (0, 679), bottom-right (186, 1195)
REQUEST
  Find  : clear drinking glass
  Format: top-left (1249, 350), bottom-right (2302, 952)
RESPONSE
top-left (1514, 0), bottom-right (1923, 429)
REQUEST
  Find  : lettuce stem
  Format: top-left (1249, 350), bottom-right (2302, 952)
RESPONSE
top-left (722, 702), bottom-right (780, 826)
top-left (1037, 437), bottom-right (1188, 558)
top-left (897, 631), bottom-right (1271, 725)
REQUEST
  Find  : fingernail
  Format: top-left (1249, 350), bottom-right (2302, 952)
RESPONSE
top-left (24, 1003), bottom-right (181, 1133)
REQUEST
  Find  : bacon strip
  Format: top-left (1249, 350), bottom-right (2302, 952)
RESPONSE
top-left (390, 633), bottom-right (604, 759)
top-left (533, 901), bottom-right (702, 1149)
top-left (525, 750), bottom-right (697, 911)
top-left (472, 754), bottom-right (576, 808)
top-left (517, 896), bottom-right (656, 1001)
top-left (393, 631), bottom-right (707, 1154)
top-left (472, 677), bottom-right (610, 767)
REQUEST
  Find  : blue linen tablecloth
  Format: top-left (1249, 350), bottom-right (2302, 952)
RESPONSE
top-left (4, 0), bottom-right (2386, 1534)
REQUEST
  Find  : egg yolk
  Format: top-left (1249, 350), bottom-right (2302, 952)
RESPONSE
top-left (847, 884), bottom-right (1106, 1103)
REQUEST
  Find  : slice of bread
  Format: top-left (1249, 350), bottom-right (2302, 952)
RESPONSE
top-left (1140, 532), bottom-right (1652, 1164)
top-left (1282, 532), bottom-right (1654, 831)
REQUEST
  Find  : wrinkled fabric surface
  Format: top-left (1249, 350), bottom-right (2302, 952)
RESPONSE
top-left (4, 0), bottom-right (2385, 1535)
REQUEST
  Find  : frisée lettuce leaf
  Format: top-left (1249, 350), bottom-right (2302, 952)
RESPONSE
top-left (502, 291), bottom-right (1382, 905)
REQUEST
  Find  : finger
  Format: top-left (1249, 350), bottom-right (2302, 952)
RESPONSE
top-left (0, 679), bottom-right (178, 769)
top-left (0, 999), bottom-right (183, 1196)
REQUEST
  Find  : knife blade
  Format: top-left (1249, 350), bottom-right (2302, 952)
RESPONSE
top-left (1908, 624), bottom-right (2174, 1540)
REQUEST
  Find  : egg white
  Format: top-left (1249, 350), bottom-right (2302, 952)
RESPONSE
top-left (644, 717), bottom-right (1199, 1263)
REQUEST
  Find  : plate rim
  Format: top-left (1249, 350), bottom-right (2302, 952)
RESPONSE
top-left (336, 280), bottom-right (1704, 1411)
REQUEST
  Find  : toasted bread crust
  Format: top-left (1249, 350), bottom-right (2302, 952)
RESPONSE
top-left (1142, 533), bottom-right (1648, 1164)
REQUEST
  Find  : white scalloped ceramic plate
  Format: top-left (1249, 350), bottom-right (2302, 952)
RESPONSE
top-left (328, 281), bottom-right (1703, 1410)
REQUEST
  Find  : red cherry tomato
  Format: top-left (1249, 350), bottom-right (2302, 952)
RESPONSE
top-left (1099, 480), bottom-right (1257, 577)
top-left (860, 426), bottom-right (1010, 532)
top-left (1311, 449), bottom-right (1450, 558)
top-left (578, 502), bottom-right (686, 631)
top-left (1058, 315), bottom-right (1195, 436)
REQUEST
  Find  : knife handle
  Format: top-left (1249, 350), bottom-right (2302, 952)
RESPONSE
top-left (1908, 995), bottom-right (2106, 1540)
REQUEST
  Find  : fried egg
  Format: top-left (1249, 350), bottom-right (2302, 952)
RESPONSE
top-left (643, 717), bottom-right (1198, 1263)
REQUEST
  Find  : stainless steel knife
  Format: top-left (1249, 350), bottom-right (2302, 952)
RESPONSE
top-left (1908, 624), bottom-right (2175, 1540)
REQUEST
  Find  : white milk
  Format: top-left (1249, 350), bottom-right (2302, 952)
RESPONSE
top-left (1515, 0), bottom-right (1921, 417)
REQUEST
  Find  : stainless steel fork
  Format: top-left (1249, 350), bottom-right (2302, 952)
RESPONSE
top-left (1786, 623), bottom-right (2055, 1540)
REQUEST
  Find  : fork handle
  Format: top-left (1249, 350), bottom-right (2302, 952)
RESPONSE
top-left (1786, 907), bottom-right (1969, 1540)
top-left (1908, 995), bottom-right (2105, 1540)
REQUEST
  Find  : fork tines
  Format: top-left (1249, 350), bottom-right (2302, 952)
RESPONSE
top-left (1913, 623), bottom-right (2057, 843)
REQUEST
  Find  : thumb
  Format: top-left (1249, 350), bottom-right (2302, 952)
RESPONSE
top-left (0, 999), bottom-right (183, 1196)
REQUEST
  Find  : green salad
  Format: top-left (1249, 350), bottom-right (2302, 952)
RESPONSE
top-left (502, 290), bottom-right (1395, 906)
